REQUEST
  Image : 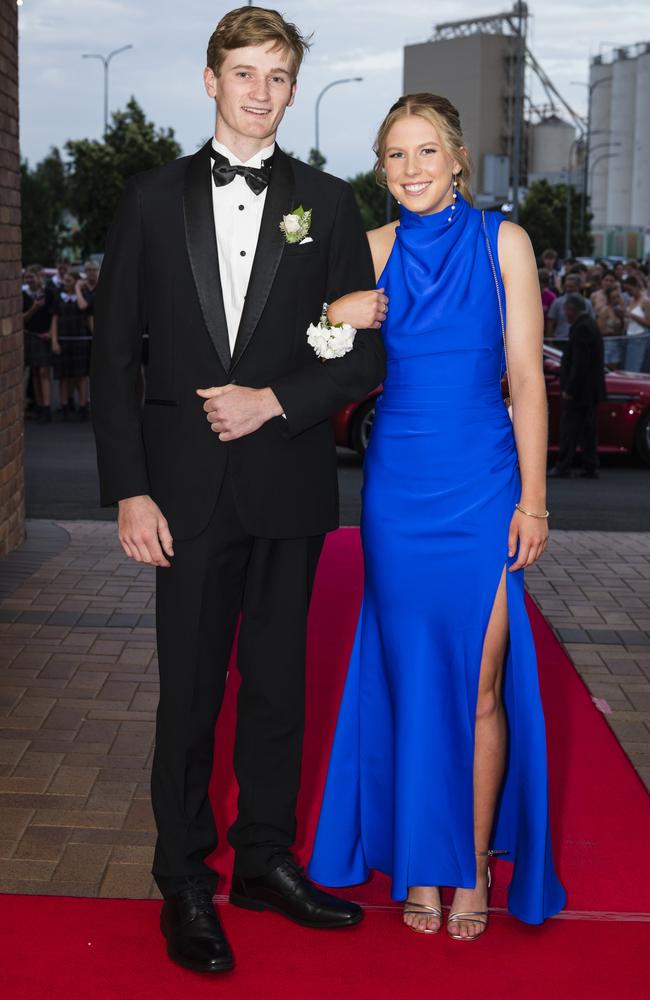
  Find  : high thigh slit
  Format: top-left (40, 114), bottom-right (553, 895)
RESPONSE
top-left (307, 194), bottom-right (566, 925)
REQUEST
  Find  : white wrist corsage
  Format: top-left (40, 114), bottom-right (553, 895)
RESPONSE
top-left (307, 302), bottom-right (356, 361)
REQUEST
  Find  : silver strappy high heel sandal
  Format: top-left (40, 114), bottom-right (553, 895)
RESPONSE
top-left (403, 898), bottom-right (443, 934)
top-left (447, 849), bottom-right (507, 941)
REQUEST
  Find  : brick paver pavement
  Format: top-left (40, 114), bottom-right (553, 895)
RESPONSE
top-left (0, 521), bottom-right (648, 898)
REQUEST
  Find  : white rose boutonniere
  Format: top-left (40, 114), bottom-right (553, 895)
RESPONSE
top-left (307, 303), bottom-right (356, 361)
top-left (280, 205), bottom-right (313, 244)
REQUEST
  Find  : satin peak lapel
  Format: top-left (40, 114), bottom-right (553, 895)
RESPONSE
top-left (230, 147), bottom-right (295, 371)
top-left (183, 141), bottom-right (231, 373)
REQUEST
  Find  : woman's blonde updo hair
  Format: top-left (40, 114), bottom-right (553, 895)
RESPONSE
top-left (373, 93), bottom-right (473, 205)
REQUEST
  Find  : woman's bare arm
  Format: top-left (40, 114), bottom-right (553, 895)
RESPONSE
top-left (499, 221), bottom-right (549, 570)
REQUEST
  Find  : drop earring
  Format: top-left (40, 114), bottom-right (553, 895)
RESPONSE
top-left (447, 174), bottom-right (459, 222)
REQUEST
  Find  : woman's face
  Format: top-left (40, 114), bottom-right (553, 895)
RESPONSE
top-left (383, 115), bottom-right (461, 217)
top-left (63, 273), bottom-right (76, 293)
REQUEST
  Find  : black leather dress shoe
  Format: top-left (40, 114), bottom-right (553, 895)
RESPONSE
top-left (160, 881), bottom-right (234, 973)
top-left (230, 858), bottom-right (363, 929)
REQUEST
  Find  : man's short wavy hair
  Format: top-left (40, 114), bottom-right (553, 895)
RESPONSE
top-left (207, 6), bottom-right (312, 82)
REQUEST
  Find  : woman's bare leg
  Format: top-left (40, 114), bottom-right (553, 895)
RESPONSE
top-left (448, 568), bottom-right (508, 939)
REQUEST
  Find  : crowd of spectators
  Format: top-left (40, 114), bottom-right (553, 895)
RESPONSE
top-left (22, 257), bottom-right (99, 423)
top-left (21, 249), bottom-right (650, 430)
top-left (537, 251), bottom-right (650, 372)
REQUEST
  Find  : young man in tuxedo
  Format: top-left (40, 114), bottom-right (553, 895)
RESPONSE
top-left (91, 6), bottom-right (386, 974)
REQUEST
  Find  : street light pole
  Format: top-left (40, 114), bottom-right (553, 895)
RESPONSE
top-left (314, 77), bottom-right (363, 160)
top-left (589, 151), bottom-right (619, 185)
top-left (82, 45), bottom-right (133, 138)
top-left (564, 137), bottom-right (582, 259)
top-left (510, 1), bottom-right (528, 223)
top-left (577, 76), bottom-right (612, 230)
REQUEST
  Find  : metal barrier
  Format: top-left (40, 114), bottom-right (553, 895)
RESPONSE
top-left (546, 333), bottom-right (650, 374)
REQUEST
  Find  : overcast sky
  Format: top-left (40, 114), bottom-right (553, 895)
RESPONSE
top-left (18, 1), bottom-right (649, 180)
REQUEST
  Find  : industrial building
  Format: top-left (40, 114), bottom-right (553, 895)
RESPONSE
top-left (403, 5), bottom-right (582, 208)
top-left (404, 30), bottom-right (515, 202)
top-left (402, 7), bottom-right (649, 256)
top-left (589, 44), bottom-right (650, 233)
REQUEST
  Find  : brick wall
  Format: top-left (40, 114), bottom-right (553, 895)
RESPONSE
top-left (0, 0), bottom-right (23, 555)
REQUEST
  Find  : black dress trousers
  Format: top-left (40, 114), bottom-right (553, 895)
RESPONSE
top-left (555, 399), bottom-right (599, 474)
top-left (151, 468), bottom-right (324, 898)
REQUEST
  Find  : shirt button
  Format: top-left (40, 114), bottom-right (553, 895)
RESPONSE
top-left (240, 250), bottom-right (246, 257)
top-left (238, 205), bottom-right (245, 211)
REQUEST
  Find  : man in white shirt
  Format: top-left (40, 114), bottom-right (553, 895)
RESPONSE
top-left (92, 6), bottom-right (386, 975)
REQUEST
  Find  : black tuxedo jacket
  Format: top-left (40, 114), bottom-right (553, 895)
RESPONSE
top-left (91, 142), bottom-right (386, 540)
top-left (560, 313), bottom-right (607, 405)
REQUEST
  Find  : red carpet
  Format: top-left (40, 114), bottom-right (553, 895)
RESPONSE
top-left (1, 896), bottom-right (647, 1000)
top-left (2, 529), bottom-right (648, 998)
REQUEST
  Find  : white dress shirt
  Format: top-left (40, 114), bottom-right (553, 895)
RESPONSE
top-left (210, 137), bottom-right (275, 354)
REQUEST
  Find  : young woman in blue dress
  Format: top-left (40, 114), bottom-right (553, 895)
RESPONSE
top-left (308, 94), bottom-right (566, 940)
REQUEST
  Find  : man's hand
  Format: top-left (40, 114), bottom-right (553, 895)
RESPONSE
top-left (118, 495), bottom-right (174, 568)
top-left (196, 385), bottom-right (283, 441)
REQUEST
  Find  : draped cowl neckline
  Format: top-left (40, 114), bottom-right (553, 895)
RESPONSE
top-left (380, 191), bottom-right (476, 307)
top-left (396, 190), bottom-right (470, 243)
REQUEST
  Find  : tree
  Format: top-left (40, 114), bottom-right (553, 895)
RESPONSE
top-left (348, 170), bottom-right (399, 231)
top-left (519, 179), bottom-right (593, 258)
top-left (21, 147), bottom-right (69, 265)
top-left (307, 147), bottom-right (327, 171)
top-left (66, 97), bottom-right (182, 256)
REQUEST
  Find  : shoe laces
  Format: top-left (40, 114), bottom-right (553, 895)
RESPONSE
top-left (182, 878), bottom-right (215, 918)
top-left (274, 857), bottom-right (306, 888)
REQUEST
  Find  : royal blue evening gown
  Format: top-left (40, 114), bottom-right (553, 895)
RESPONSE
top-left (308, 194), bottom-right (566, 924)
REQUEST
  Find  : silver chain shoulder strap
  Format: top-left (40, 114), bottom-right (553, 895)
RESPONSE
top-left (481, 210), bottom-right (512, 418)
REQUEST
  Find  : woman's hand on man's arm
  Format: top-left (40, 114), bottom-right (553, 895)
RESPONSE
top-left (326, 289), bottom-right (388, 330)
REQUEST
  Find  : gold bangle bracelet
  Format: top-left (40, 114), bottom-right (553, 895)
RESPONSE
top-left (515, 502), bottom-right (549, 519)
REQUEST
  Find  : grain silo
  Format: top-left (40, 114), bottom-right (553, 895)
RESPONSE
top-left (589, 59), bottom-right (613, 227)
top-left (590, 43), bottom-right (650, 229)
top-left (529, 115), bottom-right (575, 184)
top-left (631, 46), bottom-right (650, 227)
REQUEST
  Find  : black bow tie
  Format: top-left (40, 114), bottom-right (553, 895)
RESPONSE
top-left (210, 147), bottom-right (273, 196)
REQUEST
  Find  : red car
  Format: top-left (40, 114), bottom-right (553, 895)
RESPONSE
top-left (332, 345), bottom-right (650, 466)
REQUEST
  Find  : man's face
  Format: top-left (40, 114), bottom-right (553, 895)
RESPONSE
top-left (564, 276), bottom-right (580, 295)
top-left (85, 265), bottom-right (99, 284)
top-left (602, 274), bottom-right (615, 291)
top-left (57, 261), bottom-right (68, 279)
top-left (25, 272), bottom-right (40, 291)
top-left (204, 44), bottom-right (296, 145)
